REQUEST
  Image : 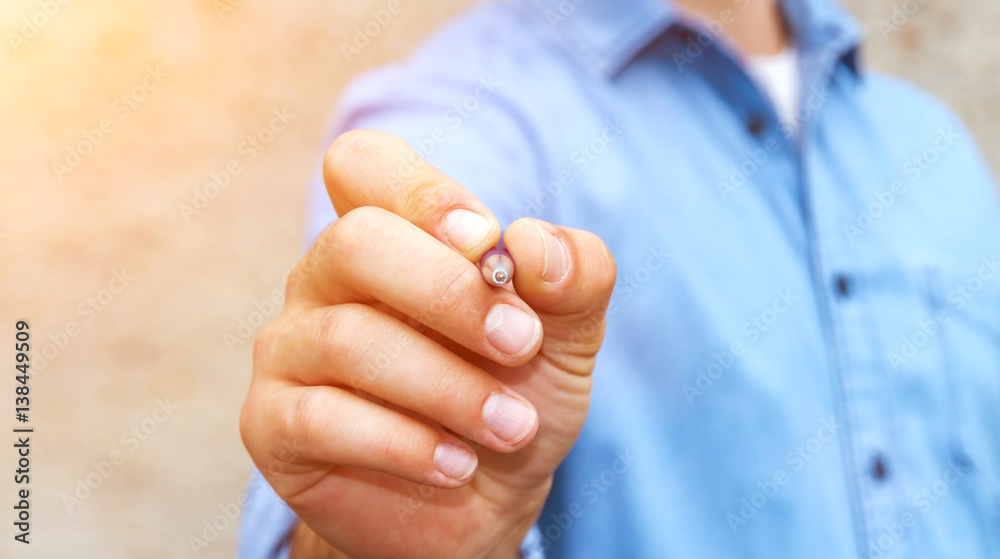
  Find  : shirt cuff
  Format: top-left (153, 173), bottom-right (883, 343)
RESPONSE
top-left (238, 468), bottom-right (298, 559)
top-left (520, 524), bottom-right (546, 559)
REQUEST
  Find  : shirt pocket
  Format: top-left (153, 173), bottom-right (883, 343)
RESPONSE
top-left (932, 263), bottom-right (1000, 509)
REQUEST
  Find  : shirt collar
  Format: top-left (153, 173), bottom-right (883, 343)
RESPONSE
top-left (515, 0), bottom-right (862, 78)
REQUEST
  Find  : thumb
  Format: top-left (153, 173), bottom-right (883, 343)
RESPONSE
top-left (503, 218), bottom-right (618, 375)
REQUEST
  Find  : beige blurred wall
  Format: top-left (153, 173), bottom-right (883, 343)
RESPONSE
top-left (0, 0), bottom-right (996, 557)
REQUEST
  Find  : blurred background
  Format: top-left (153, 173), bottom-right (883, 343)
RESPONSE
top-left (1, 0), bottom-right (998, 557)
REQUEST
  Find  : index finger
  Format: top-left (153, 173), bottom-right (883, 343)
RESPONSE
top-left (323, 129), bottom-right (502, 262)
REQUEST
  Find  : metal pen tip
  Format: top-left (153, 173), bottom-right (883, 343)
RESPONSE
top-left (481, 250), bottom-right (514, 287)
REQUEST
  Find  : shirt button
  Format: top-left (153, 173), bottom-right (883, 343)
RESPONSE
top-left (747, 114), bottom-right (766, 137)
top-left (834, 275), bottom-right (851, 298)
top-left (871, 455), bottom-right (889, 481)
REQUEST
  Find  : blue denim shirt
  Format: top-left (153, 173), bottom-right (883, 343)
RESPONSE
top-left (240, 0), bottom-right (1000, 557)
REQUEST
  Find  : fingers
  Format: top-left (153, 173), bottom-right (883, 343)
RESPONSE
top-left (292, 207), bottom-right (544, 364)
top-left (250, 384), bottom-right (481, 488)
top-left (323, 129), bottom-right (501, 261)
top-left (502, 218), bottom-right (618, 374)
top-left (269, 304), bottom-right (539, 451)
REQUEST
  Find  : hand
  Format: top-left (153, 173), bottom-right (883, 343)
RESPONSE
top-left (240, 130), bottom-right (617, 559)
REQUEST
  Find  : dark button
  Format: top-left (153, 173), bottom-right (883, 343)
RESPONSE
top-left (747, 114), bottom-right (766, 137)
top-left (834, 275), bottom-right (851, 298)
top-left (872, 455), bottom-right (888, 481)
top-left (952, 452), bottom-right (973, 472)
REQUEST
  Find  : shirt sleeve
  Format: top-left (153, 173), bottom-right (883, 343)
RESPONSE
top-left (237, 468), bottom-right (297, 559)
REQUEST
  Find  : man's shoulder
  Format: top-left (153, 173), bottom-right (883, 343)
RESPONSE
top-left (337, 2), bottom-right (573, 123)
top-left (855, 72), bottom-right (966, 133)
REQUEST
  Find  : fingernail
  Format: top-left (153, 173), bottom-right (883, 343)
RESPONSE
top-left (442, 209), bottom-right (492, 252)
top-left (484, 304), bottom-right (541, 357)
top-left (534, 222), bottom-right (569, 282)
top-left (483, 393), bottom-right (536, 445)
top-left (434, 441), bottom-right (478, 480)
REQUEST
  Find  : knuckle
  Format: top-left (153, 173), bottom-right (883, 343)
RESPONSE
top-left (313, 305), bottom-right (369, 373)
top-left (371, 422), bottom-right (412, 463)
top-left (252, 324), bottom-right (279, 371)
top-left (429, 362), bottom-right (470, 408)
top-left (323, 129), bottom-right (390, 185)
top-left (316, 206), bottom-right (387, 263)
top-left (238, 390), bottom-right (262, 455)
top-left (427, 262), bottom-right (481, 320)
top-left (286, 387), bottom-right (328, 455)
top-left (400, 175), bottom-right (450, 219)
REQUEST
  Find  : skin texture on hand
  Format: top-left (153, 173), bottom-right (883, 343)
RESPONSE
top-left (240, 130), bottom-right (616, 559)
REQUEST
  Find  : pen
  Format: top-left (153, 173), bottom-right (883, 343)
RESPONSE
top-left (480, 246), bottom-right (514, 287)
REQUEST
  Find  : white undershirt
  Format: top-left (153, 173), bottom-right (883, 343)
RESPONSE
top-left (745, 47), bottom-right (801, 133)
